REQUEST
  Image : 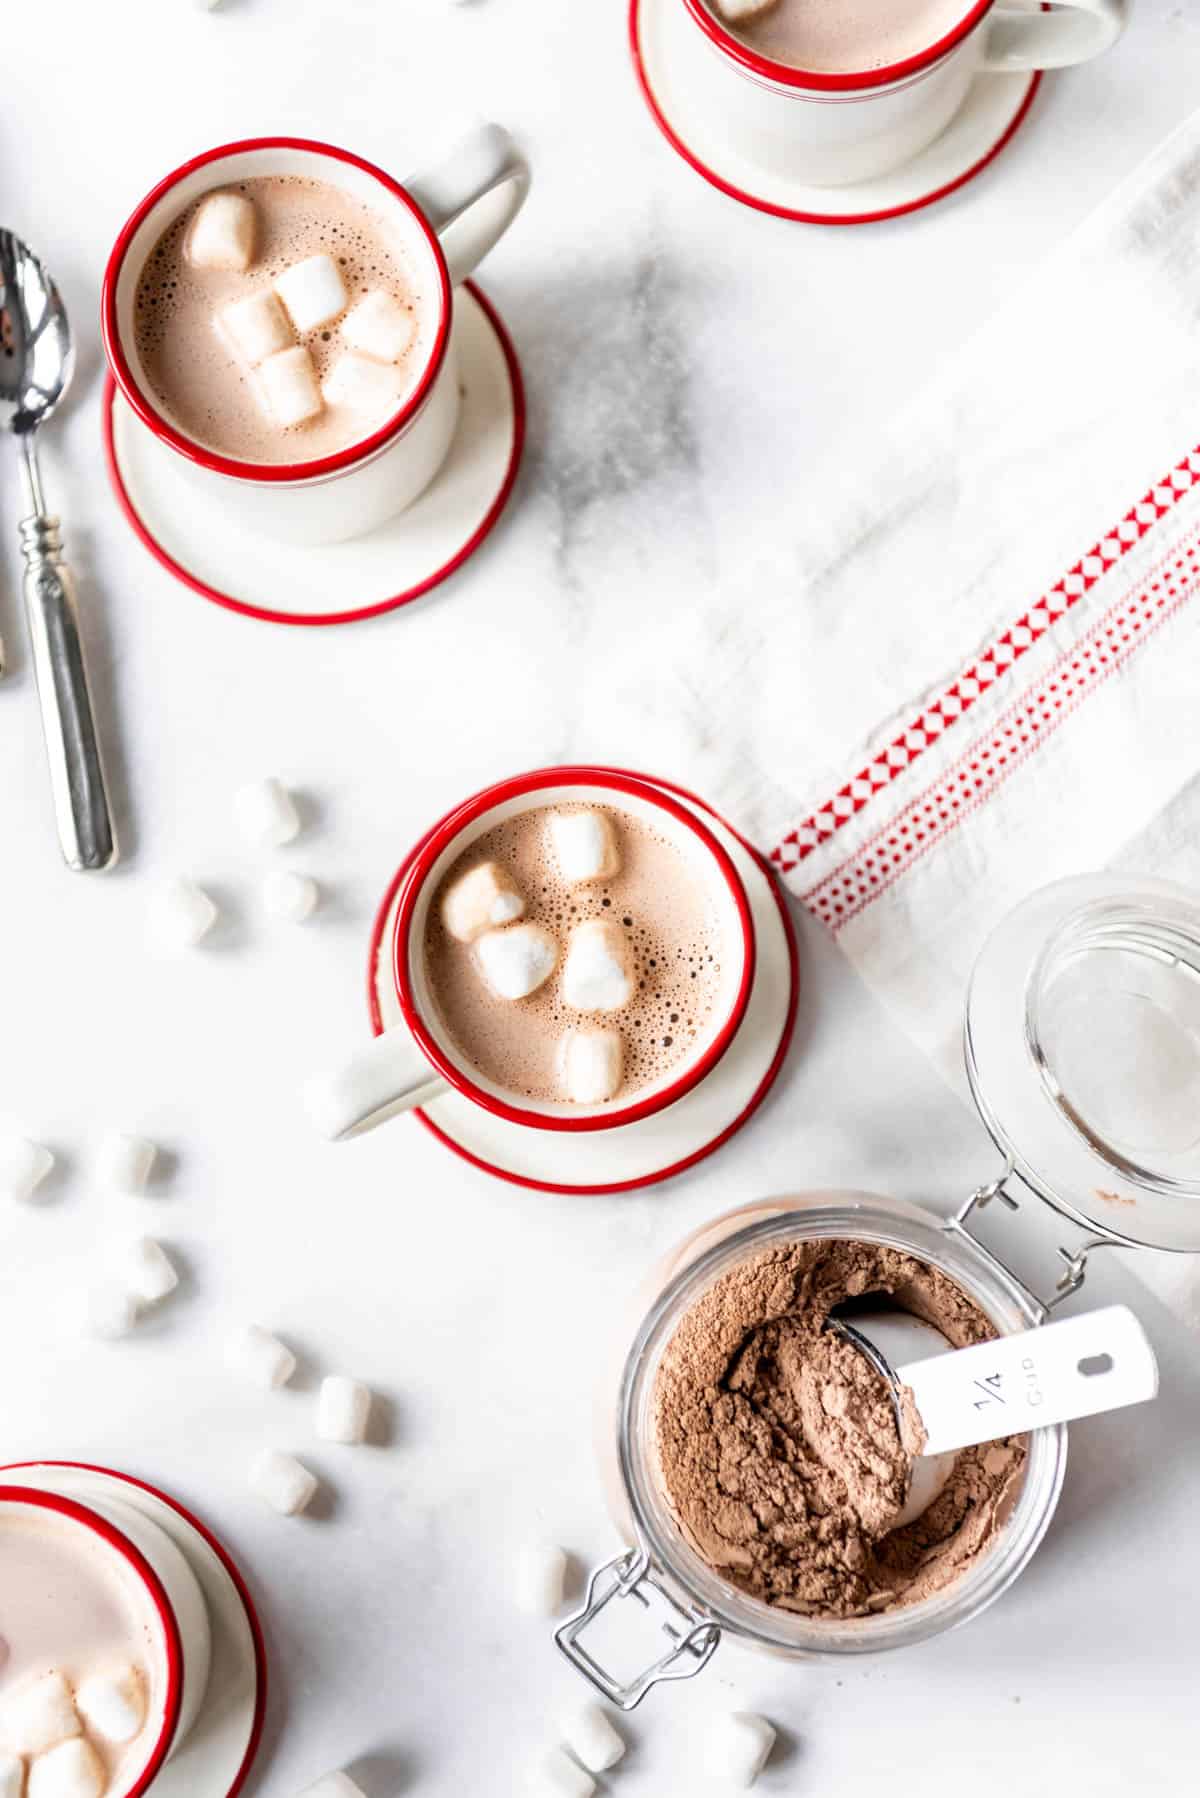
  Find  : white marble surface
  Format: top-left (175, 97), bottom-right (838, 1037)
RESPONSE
top-left (3, 1), bottom-right (1200, 1793)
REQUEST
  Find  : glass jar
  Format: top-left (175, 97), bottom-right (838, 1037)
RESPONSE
top-left (560, 875), bottom-right (1200, 1708)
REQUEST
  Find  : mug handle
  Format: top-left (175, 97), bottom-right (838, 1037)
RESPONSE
top-left (305, 1029), bottom-right (449, 1141)
top-left (404, 121), bottom-right (531, 287)
top-left (981, 0), bottom-right (1127, 70)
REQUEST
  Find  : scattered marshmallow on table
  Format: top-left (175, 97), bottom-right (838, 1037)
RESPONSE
top-left (186, 191), bottom-right (256, 271)
top-left (475, 922), bottom-right (558, 1000)
top-left (560, 1703), bottom-right (626, 1775)
top-left (216, 289), bottom-right (293, 366)
top-left (0, 1670), bottom-right (81, 1756)
top-left (0, 1752), bottom-right (23, 1798)
top-left (251, 1449), bottom-right (318, 1516)
top-left (235, 776), bottom-right (301, 849)
top-left (83, 1285), bottom-right (141, 1342)
top-left (27, 1737), bottom-right (105, 1798)
top-left (152, 877), bottom-right (217, 950)
top-left (76, 1670), bottom-right (145, 1745)
top-left (548, 810), bottom-right (620, 884)
top-left (706, 1712), bottom-right (777, 1788)
top-left (230, 1324), bottom-right (297, 1390)
top-left (298, 1774), bottom-right (366, 1798)
top-left (255, 347), bottom-right (323, 429)
top-left (317, 1376), bottom-right (372, 1445)
top-left (342, 289), bottom-right (418, 363)
top-left (95, 1132), bottom-right (157, 1196)
top-left (275, 254), bottom-right (348, 333)
top-left (515, 1542), bottom-right (567, 1617)
top-left (533, 1747), bottom-right (595, 1798)
top-left (262, 871), bottom-right (319, 925)
top-left (561, 920), bottom-right (634, 1012)
top-left (442, 860), bottom-right (525, 943)
top-left (0, 1136), bottom-right (54, 1203)
top-left (560, 1026), bottom-right (623, 1104)
top-left (322, 353), bottom-right (406, 416)
top-left (121, 1237), bottom-right (178, 1305)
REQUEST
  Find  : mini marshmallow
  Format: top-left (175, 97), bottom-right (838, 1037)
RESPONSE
top-left (561, 920), bottom-right (634, 1012)
top-left (515, 1542), bottom-right (567, 1617)
top-left (441, 861), bottom-right (525, 944)
top-left (250, 1449), bottom-right (318, 1516)
top-left (254, 347), bottom-right (323, 429)
top-left (0, 1752), bottom-right (22, 1798)
top-left (560, 1702), bottom-right (626, 1775)
top-left (230, 1324), bottom-right (297, 1390)
top-left (298, 1775), bottom-right (366, 1798)
top-left (547, 811), bottom-right (619, 885)
top-left (95, 1132), bottom-right (157, 1196)
top-left (27, 1739), bottom-right (104, 1798)
top-left (712, 0), bottom-right (779, 20)
top-left (84, 1285), bottom-right (142, 1342)
top-left (474, 923), bottom-right (558, 1001)
top-left (706, 1713), bottom-right (777, 1788)
top-left (560, 1027), bottom-right (623, 1105)
top-left (76, 1670), bottom-right (145, 1745)
top-left (122, 1236), bottom-right (178, 1305)
top-left (262, 871), bottom-right (319, 925)
top-left (341, 289), bottom-right (418, 364)
top-left (316, 1376), bottom-right (372, 1445)
top-left (321, 353), bottom-right (406, 416)
top-left (0, 1136), bottom-right (54, 1203)
top-left (0, 1671), bottom-right (80, 1756)
top-left (533, 1748), bottom-right (595, 1798)
top-left (234, 776), bottom-right (301, 848)
top-left (152, 877), bottom-right (218, 950)
top-left (186, 191), bottom-right (256, 272)
top-left (275, 254), bottom-right (348, 333)
top-left (216, 289), bottom-right (293, 366)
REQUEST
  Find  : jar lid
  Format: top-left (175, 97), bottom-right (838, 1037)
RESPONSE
top-left (965, 874), bottom-right (1200, 1254)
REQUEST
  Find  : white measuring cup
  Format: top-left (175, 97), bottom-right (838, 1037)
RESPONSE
top-left (832, 1303), bottom-right (1158, 1528)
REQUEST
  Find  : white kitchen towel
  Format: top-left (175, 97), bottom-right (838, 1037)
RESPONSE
top-left (595, 112), bottom-right (1200, 1328)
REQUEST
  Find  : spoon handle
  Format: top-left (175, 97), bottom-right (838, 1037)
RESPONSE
top-left (20, 512), bottom-right (118, 872)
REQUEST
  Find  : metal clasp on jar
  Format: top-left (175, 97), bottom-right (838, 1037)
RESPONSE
top-left (554, 1546), bottom-right (721, 1710)
top-left (949, 1159), bottom-right (1125, 1318)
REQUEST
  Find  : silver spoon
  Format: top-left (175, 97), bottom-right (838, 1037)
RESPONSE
top-left (0, 230), bottom-right (117, 871)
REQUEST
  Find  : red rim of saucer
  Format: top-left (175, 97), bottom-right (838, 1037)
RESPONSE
top-left (0, 1463), bottom-right (268, 1798)
top-left (630, 0), bottom-right (1042, 226)
top-left (391, 767), bottom-right (758, 1134)
top-left (678, 0), bottom-right (995, 94)
top-left (101, 282), bottom-right (525, 628)
top-left (101, 136), bottom-right (454, 486)
top-left (0, 1483), bottom-right (184, 1798)
top-left (367, 768), bottom-right (800, 1193)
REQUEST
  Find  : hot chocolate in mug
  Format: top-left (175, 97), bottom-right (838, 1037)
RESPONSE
top-left (305, 767), bottom-right (758, 1141)
top-left (667, 0), bottom-right (1129, 187)
top-left (102, 124), bottom-right (529, 545)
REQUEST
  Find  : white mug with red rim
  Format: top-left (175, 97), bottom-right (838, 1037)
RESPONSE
top-left (306, 768), bottom-right (758, 1142)
top-left (671, 0), bottom-right (1128, 187)
top-left (0, 1483), bottom-right (212, 1797)
top-left (102, 124), bottom-right (529, 546)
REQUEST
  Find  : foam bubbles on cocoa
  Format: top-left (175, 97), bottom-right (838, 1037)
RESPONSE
top-left (425, 804), bottom-right (727, 1105)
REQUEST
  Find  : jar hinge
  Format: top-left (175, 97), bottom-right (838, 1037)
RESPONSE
top-left (554, 1546), bottom-right (721, 1711)
top-left (948, 1160), bottom-right (1126, 1319)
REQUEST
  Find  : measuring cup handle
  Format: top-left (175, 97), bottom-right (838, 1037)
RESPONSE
top-left (404, 121), bottom-right (530, 288)
top-left (304, 1029), bottom-right (448, 1140)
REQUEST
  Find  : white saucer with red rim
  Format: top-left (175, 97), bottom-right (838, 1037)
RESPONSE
top-left (629, 0), bottom-right (1042, 226)
top-left (103, 282), bottom-right (523, 628)
top-left (367, 773), bottom-right (800, 1194)
top-left (3, 1462), bottom-right (266, 1798)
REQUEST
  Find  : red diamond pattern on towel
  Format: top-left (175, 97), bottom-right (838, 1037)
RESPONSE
top-left (769, 441), bottom-right (1200, 877)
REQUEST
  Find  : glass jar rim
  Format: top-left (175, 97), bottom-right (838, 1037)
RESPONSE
top-left (615, 1195), bottom-right (1068, 1658)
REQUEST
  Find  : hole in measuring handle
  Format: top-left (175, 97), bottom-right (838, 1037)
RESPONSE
top-left (1077, 1353), bottom-right (1114, 1377)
